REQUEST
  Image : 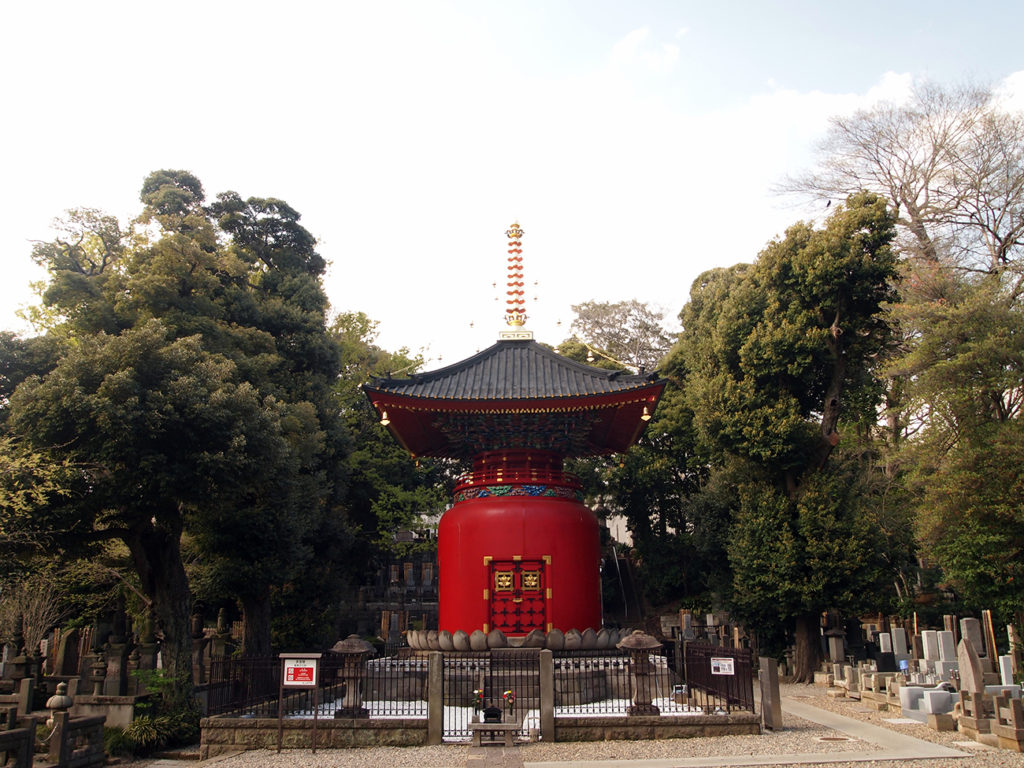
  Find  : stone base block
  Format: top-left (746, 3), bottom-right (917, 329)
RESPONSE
top-left (927, 713), bottom-right (956, 731)
top-left (994, 729), bottom-right (1024, 752)
top-left (959, 715), bottom-right (992, 736)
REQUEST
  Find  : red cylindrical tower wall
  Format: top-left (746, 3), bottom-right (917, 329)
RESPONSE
top-left (438, 450), bottom-right (602, 635)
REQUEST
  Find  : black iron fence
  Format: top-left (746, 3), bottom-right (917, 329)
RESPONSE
top-left (206, 644), bottom-right (427, 718)
top-left (206, 641), bottom-right (754, 733)
top-left (442, 649), bottom-right (540, 740)
top-left (683, 642), bottom-right (754, 713)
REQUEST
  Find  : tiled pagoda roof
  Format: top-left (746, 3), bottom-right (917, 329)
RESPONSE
top-left (367, 340), bottom-right (659, 400)
top-left (363, 340), bottom-right (665, 459)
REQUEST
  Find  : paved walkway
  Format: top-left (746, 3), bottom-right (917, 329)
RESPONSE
top-left (140, 693), bottom-right (972, 768)
top-left (466, 695), bottom-right (969, 768)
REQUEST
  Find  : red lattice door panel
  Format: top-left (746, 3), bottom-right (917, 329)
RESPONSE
top-left (489, 560), bottom-right (546, 635)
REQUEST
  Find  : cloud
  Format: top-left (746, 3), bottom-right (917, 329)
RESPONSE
top-left (995, 70), bottom-right (1024, 112)
top-left (609, 28), bottom-right (679, 76)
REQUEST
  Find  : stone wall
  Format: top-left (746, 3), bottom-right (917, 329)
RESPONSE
top-left (554, 713), bottom-right (761, 741)
top-left (200, 716), bottom-right (429, 758)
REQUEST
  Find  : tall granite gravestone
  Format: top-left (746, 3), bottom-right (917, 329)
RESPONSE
top-left (921, 631), bottom-right (939, 662)
top-left (958, 637), bottom-right (993, 740)
top-left (879, 632), bottom-right (893, 654)
top-left (934, 631), bottom-right (958, 682)
top-left (958, 638), bottom-right (985, 693)
top-left (892, 628), bottom-right (910, 666)
top-left (961, 618), bottom-right (992, 672)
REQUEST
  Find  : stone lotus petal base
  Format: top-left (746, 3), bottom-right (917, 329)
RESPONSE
top-left (405, 626), bottom-right (633, 651)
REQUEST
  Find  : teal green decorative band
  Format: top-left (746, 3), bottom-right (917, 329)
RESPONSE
top-left (454, 484), bottom-right (583, 504)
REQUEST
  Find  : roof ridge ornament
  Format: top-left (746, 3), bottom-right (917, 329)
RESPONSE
top-left (500, 221), bottom-right (533, 340)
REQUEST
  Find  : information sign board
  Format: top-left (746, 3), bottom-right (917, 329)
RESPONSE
top-left (710, 657), bottom-right (735, 676)
top-left (282, 657), bottom-right (318, 687)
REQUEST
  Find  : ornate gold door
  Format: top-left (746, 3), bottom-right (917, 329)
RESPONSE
top-left (489, 560), bottom-right (546, 634)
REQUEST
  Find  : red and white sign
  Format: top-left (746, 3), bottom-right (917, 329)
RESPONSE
top-left (282, 658), bottom-right (318, 687)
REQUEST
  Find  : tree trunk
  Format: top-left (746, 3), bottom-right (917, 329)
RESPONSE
top-left (125, 513), bottom-right (194, 711)
top-left (814, 326), bottom-right (847, 472)
top-left (791, 613), bottom-right (821, 684)
top-left (240, 589), bottom-right (273, 658)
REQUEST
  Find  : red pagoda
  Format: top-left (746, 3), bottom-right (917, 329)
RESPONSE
top-left (364, 223), bottom-right (664, 637)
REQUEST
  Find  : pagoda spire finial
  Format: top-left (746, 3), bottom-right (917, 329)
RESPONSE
top-left (500, 221), bottom-right (533, 340)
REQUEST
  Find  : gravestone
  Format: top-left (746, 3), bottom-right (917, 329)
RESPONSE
top-left (681, 612), bottom-right (696, 642)
top-left (958, 638), bottom-right (985, 694)
top-left (938, 631), bottom-right (956, 661)
top-left (961, 619), bottom-right (986, 660)
top-left (892, 628), bottom-right (909, 661)
top-left (999, 656), bottom-right (1014, 686)
top-left (921, 630), bottom-right (939, 661)
top-left (879, 633), bottom-right (893, 654)
top-left (827, 633), bottom-right (845, 663)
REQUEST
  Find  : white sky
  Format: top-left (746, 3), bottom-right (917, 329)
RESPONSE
top-left (3, 0), bottom-right (1023, 366)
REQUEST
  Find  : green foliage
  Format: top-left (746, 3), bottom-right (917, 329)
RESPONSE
top-left (103, 726), bottom-right (133, 757)
top-left (681, 192), bottom-right (898, 484)
top-left (2, 169), bottom-right (354, 697)
top-left (672, 195), bottom-right (904, 675)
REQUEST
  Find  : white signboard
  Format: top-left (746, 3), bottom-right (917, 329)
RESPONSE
top-left (282, 657), bottom-right (318, 687)
top-left (710, 657), bottom-right (735, 676)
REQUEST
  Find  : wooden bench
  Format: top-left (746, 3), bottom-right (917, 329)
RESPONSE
top-left (469, 721), bottom-right (519, 747)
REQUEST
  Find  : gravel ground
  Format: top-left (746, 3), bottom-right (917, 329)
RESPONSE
top-left (141, 683), bottom-right (1024, 768)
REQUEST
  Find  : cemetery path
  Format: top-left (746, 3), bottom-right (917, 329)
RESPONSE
top-left (520, 693), bottom-right (974, 768)
top-left (137, 686), bottom-right (1021, 768)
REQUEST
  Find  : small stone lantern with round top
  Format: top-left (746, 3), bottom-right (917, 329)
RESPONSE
top-left (616, 630), bottom-right (663, 716)
top-left (330, 635), bottom-right (376, 718)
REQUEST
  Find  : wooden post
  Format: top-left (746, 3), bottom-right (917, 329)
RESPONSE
top-left (982, 610), bottom-right (999, 661)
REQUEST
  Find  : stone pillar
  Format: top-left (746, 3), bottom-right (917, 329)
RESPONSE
top-left (759, 657), bottom-right (783, 730)
top-left (105, 642), bottom-right (128, 696)
top-left (427, 652), bottom-right (442, 746)
top-left (48, 710), bottom-right (69, 765)
top-left (540, 649), bottom-right (554, 742)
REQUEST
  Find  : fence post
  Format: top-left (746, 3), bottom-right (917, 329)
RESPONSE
top-left (16, 679), bottom-right (32, 717)
top-left (48, 710), bottom-right (68, 765)
top-left (427, 651), bottom-right (443, 745)
top-left (539, 649), bottom-right (554, 742)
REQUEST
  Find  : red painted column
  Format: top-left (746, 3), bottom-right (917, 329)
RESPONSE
top-left (438, 451), bottom-right (602, 635)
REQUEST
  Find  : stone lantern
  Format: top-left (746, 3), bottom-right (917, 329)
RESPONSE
top-left (617, 630), bottom-right (663, 716)
top-left (46, 682), bottom-right (74, 729)
top-left (89, 651), bottom-right (107, 697)
top-left (330, 635), bottom-right (376, 718)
